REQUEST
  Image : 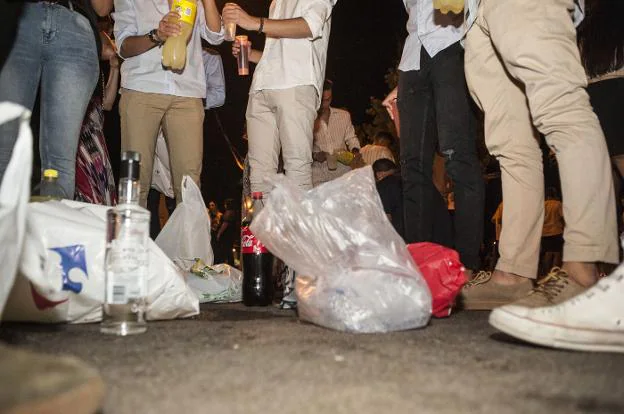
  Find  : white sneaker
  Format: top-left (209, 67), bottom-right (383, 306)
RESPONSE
top-left (489, 266), bottom-right (624, 353)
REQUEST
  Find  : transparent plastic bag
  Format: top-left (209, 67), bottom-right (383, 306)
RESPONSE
top-left (250, 167), bottom-right (432, 333)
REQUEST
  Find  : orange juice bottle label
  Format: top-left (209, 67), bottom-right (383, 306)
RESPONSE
top-left (172, 0), bottom-right (197, 25)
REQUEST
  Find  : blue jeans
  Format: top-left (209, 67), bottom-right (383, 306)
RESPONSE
top-left (398, 43), bottom-right (485, 270)
top-left (0, 2), bottom-right (98, 197)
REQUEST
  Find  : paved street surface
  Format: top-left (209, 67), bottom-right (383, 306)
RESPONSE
top-left (1, 304), bottom-right (623, 414)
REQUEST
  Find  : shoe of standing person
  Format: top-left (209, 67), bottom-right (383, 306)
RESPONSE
top-left (0, 344), bottom-right (105, 414)
top-left (489, 266), bottom-right (624, 353)
top-left (502, 267), bottom-right (587, 309)
top-left (459, 271), bottom-right (533, 310)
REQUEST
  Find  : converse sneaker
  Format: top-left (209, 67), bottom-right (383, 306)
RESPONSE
top-left (459, 271), bottom-right (534, 310)
top-left (0, 344), bottom-right (105, 414)
top-left (489, 266), bottom-right (624, 353)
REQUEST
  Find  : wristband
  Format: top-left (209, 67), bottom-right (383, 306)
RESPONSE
top-left (258, 17), bottom-right (265, 34)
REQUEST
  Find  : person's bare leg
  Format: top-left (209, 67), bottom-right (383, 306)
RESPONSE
top-left (491, 270), bottom-right (529, 285)
top-left (562, 262), bottom-right (599, 288)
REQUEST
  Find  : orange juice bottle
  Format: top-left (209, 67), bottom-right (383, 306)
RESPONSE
top-left (433, 0), bottom-right (464, 14)
top-left (162, 0), bottom-right (197, 71)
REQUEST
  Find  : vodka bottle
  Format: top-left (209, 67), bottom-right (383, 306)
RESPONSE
top-left (101, 151), bottom-right (150, 335)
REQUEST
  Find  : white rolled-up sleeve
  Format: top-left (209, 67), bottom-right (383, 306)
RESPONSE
top-left (197, 2), bottom-right (225, 45)
top-left (113, 0), bottom-right (138, 59)
top-left (301, 0), bottom-right (335, 41)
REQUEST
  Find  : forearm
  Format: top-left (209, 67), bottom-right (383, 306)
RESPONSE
top-left (102, 66), bottom-right (120, 111)
top-left (201, 0), bottom-right (222, 33)
top-left (249, 49), bottom-right (262, 64)
top-left (250, 16), bottom-right (312, 39)
top-left (120, 34), bottom-right (157, 58)
top-left (217, 223), bottom-right (229, 239)
top-left (90, 0), bottom-right (113, 16)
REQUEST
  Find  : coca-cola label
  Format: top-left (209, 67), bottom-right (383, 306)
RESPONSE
top-left (241, 226), bottom-right (268, 254)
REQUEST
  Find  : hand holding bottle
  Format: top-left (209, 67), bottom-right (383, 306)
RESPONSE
top-left (157, 11), bottom-right (182, 42)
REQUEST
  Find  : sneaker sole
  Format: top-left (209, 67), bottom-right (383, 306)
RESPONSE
top-left (489, 308), bottom-right (624, 354)
top-left (5, 377), bottom-right (105, 414)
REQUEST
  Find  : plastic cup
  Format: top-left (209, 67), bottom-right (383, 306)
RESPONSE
top-left (225, 22), bottom-right (236, 42)
top-left (327, 152), bottom-right (338, 171)
top-left (236, 35), bottom-right (250, 76)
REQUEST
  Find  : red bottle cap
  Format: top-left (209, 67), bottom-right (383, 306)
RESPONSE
top-left (251, 192), bottom-right (263, 200)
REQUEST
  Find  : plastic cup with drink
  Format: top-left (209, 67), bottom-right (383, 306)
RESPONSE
top-left (236, 35), bottom-right (251, 76)
top-left (224, 22), bottom-right (237, 42)
top-left (326, 151), bottom-right (338, 171)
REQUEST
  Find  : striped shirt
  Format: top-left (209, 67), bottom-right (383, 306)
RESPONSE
top-left (360, 144), bottom-right (396, 166)
top-left (312, 107), bottom-right (360, 186)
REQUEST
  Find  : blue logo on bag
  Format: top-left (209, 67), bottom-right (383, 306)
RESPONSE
top-left (49, 245), bottom-right (88, 294)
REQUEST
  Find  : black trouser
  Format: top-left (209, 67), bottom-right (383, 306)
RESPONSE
top-left (398, 42), bottom-right (484, 270)
top-left (147, 188), bottom-right (176, 240)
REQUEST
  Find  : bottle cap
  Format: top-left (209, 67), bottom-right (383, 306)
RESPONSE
top-left (120, 151), bottom-right (141, 181)
top-left (43, 169), bottom-right (58, 179)
top-left (251, 192), bottom-right (263, 200)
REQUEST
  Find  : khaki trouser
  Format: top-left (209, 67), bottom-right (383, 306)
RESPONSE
top-left (465, 0), bottom-right (618, 278)
top-left (119, 89), bottom-right (204, 207)
top-left (246, 86), bottom-right (319, 195)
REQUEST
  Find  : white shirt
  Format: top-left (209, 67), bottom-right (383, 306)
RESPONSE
top-left (464, 0), bottom-right (585, 33)
top-left (152, 131), bottom-right (175, 198)
top-left (114, 0), bottom-right (224, 98)
top-left (202, 49), bottom-right (225, 109)
top-left (312, 107), bottom-right (360, 154)
top-left (399, 0), bottom-right (464, 72)
top-left (251, 0), bottom-right (337, 102)
top-left (311, 107), bottom-right (360, 185)
top-left (360, 144), bottom-right (396, 166)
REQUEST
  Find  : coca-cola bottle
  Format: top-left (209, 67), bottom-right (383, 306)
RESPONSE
top-left (241, 192), bottom-right (274, 306)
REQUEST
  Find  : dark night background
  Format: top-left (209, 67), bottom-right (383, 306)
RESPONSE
top-left (202, 0), bottom-right (408, 207)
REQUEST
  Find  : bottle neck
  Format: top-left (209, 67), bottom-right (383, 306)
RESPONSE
top-left (118, 178), bottom-right (140, 205)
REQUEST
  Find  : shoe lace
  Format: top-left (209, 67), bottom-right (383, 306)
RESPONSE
top-left (530, 267), bottom-right (569, 302)
top-left (465, 271), bottom-right (492, 287)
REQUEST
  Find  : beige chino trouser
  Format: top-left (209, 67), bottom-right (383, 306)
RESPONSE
top-left (464, 0), bottom-right (618, 278)
top-left (119, 89), bottom-right (204, 208)
top-left (246, 86), bottom-right (319, 195)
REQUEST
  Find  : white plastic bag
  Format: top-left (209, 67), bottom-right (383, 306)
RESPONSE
top-left (2, 200), bottom-right (199, 323)
top-left (156, 176), bottom-right (213, 267)
top-left (187, 263), bottom-right (242, 303)
top-left (250, 167), bottom-right (432, 333)
top-left (0, 103), bottom-right (32, 316)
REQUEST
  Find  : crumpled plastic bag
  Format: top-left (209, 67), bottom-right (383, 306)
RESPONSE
top-left (156, 176), bottom-right (213, 267)
top-left (188, 260), bottom-right (242, 303)
top-left (250, 167), bottom-right (432, 333)
top-left (407, 242), bottom-right (467, 318)
top-left (0, 103), bottom-right (32, 316)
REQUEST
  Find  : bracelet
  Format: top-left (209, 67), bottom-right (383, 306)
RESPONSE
top-left (258, 17), bottom-right (265, 34)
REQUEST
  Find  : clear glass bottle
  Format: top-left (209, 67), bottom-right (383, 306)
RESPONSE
top-left (101, 151), bottom-right (151, 336)
top-left (31, 169), bottom-right (67, 202)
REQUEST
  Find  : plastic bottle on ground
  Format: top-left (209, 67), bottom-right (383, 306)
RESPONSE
top-left (31, 169), bottom-right (67, 202)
